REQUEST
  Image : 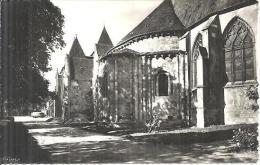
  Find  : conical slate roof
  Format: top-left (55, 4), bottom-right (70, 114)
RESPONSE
top-left (96, 27), bottom-right (114, 58)
top-left (115, 0), bottom-right (256, 48)
top-left (98, 27), bottom-right (113, 46)
top-left (118, 0), bottom-right (185, 45)
top-left (69, 37), bottom-right (86, 57)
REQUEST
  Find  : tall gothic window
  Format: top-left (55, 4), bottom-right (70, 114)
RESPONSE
top-left (158, 73), bottom-right (168, 96)
top-left (224, 17), bottom-right (255, 82)
top-left (192, 34), bottom-right (202, 88)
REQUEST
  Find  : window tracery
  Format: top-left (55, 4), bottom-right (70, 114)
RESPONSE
top-left (192, 34), bottom-right (202, 88)
top-left (224, 17), bottom-right (255, 82)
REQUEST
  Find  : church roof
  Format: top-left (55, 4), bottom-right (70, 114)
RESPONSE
top-left (115, 0), bottom-right (256, 48)
top-left (172, 0), bottom-right (257, 29)
top-left (69, 37), bottom-right (86, 58)
top-left (68, 37), bottom-right (93, 80)
top-left (96, 44), bottom-right (113, 58)
top-left (95, 27), bottom-right (114, 58)
top-left (97, 27), bottom-right (113, 46)
top-left (118, 0), bottom-right (185, 45)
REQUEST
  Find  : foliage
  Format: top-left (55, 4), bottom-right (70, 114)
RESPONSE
top-left (12, 69), bottom-right (50, 113)
top-left (246, 86), bottom-right (259, 111)
top-left (94, 97), bottom-right (104, 122)
top-left (246, 86), bottom-right (259, 100)
top-left (68, 86), bottom-right (94, 122)
top-left (10, 0), bottom-right (65, 113)
top-left (14, 0), bottom-right (65, 72)
top-left (84, 91), bottom-right (94, 121)
top-left (48, 91), bottom-right (57, 100)
top-left (62, 90), bottom-right (69, 121)
top-left (232, 125), bottom-right (258, 151)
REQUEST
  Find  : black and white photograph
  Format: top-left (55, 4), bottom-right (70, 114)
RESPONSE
top-left (0, 0), bottom-right (259, 164)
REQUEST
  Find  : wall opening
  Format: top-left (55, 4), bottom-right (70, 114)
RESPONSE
top-left (158, 73), bottom-right (168, 96)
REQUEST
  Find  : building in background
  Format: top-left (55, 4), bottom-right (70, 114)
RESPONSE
top-left (92, 26), bottom-right (114, 122)
top-left (56, 37), bottom-right (94, 122)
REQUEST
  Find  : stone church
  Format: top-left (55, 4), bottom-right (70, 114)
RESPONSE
top-left (56, 38), bottom-right (93, 121)
top-left (56, 0), bottom-right (258, 127)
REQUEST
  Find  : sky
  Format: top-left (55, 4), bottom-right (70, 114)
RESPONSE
top-left (46, 0), bottom-right (164, 91)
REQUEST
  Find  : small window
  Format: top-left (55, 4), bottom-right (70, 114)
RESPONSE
top-left (158, 73), bottom-right (168, 96)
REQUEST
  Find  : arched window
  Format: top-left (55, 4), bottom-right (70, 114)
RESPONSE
top-left (224, 17), bottom-right (255, 82)
top-left (158, 73), bottom-right (168, 96)
top-left (192, 34), bottom-right (202, 88)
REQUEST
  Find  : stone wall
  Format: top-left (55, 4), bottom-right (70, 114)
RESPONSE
top-left (93, 50), bottom-right (188, 125)
top-left (188, 3), bottom-right (258, 126)
top-left (69, 56), bottom-right (93, 122)
top-left (58, 55), bottom-right (94, 122)
top-left (219, 4), bottom-right (258, 124)
top-left (224, 85), bottom-right (258, 124)
top-left (127, 36), bottom-right (179, 52)
top-left (70, 79), bottom-right (93, 122)
top-left (71, 57), bottom-right (93, 81)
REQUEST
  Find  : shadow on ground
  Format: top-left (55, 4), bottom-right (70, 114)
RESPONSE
top-left (0, 122), bottom-right (51, 164)
top-left (29, 127), bottom-right (258, 163)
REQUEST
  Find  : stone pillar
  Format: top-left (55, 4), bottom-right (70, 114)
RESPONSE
top-left (134, 57), bottom-right (139, 121)
top-left (112, 58), bottom-right (116, 122)
top-left (167, 73), bottom-right (171, 95)
top-left (145, 57), bottom-right (150, 122)
top-left (177, 55), bottom-right (181, 118)
top-left (183, 53), bottom-right (187, 121)
top-left (141, 57), bottom-right (144, 121)
top-left (187, 33), bottom-right (192, 126)
top-left (156, 74), bottom-right (159, 96)
top-left (108, 70), bottom-right (111, 119)
top-left (196, 55), bottom-right (205, 128)
top-left (149, 57), bottom-right (153, 121)
top-left (131, 57), bottom-right (135, 120)
top-left (115, 59), bottom-right (119, 122)
top-left (144, 57), bottom-right (148, 122)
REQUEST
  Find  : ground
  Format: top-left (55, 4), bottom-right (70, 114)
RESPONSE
top-left (21, 118), bottom-right (258, 164)
top-left (14, 116), bottom-right (53, 122)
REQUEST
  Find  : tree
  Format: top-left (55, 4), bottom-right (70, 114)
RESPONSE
top-left (10, 0), bottom-right (65, 114)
